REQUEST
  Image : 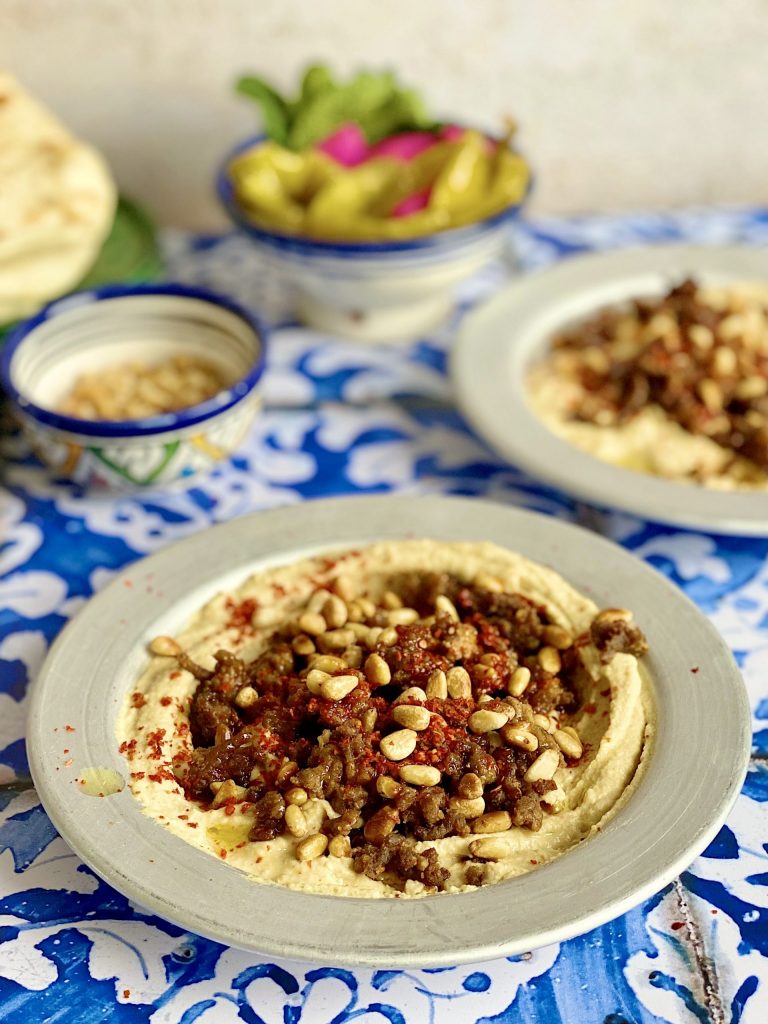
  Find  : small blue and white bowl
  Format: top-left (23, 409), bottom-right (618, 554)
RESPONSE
top-left (0, 283), bottom-right (266, 489)
top-left (218, 134), bottom-right (529, 342)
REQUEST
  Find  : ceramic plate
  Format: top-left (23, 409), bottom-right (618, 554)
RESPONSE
top-left (28, 495), bottom-right (750, 967)
top-left (452, 245), bottom-right (768, 534)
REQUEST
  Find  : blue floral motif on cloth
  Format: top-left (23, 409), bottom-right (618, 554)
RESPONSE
top-left (2, 208), bottom-right (768, 1023)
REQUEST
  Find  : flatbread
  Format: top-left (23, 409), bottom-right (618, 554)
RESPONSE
top-left (0, 71), bottom-right (117, 323)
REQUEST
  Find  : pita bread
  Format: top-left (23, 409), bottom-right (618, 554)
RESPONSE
top-left (0, 72), bottom-right (117, 323)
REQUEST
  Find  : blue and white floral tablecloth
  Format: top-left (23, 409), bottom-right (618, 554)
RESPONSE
top-left (2, 209), bottom-right (768, 1024)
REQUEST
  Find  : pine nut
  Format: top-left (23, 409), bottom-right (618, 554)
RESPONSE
top-left (309, 654), bottom-right (348, 672)
top-left (475, 573), bottom-right (503, 593)
top-left (343, 645), bottom-right (363, 669)
top-left (387, 607), bottom-right (419, 626)
top-left (285, 804), bottom-right (308, 838)
top-left (542, 785), bottom-right (566, 810)
top-left (446, 666), bottom-right (472, 699)
top-left (378, 627), bottom-right (398, 646)
top-left (234, 685), bottom-right (259, 708)
top-left (554, 728), bottom-right (583, 759)
top-left (285, 787), bottom-right (308, 806)
top-left (305, 669), bottom-right (329, 695)
top-left (380, 729), bottom-right (418, 761)
top-left (317, 628), bottom-right (355, 652)
top-left (319, 674), bottom-right (359, 702)
top-left (542, 625), bottom-right (573, 649)
top-left (457, 772), bottom-right (484, 799)
top-left (472, 811), bottom-right (512, 833)
top-left (524, 748), bottom-right (561, 782)
top-left (507, 666), bottom-right (531, 696)
top-left (362, 708), bottom-right (378, 732)
top-left (292, 634), bottom-right (316, 656)
top-left (501, 723), bottom-right (539, 751)
top-left (332, 575), bottom-right (355, 602)
top-left (450, 796), bottom-right (486, 819)
top-left (299, 612), bottom-right (326, 636)
top-left (376, 775), bottom-right (402, 799)
top-left (393, 686), bottom-right (427, 705)
top-left (392, 704), bottom-right (431, 731)
top-left (358, 598), bottom-right (377, 619)
top-left (468, 709), bottom-right (508, 734)
top-left (295, 833), bottom-right (328, 861)
top-left (399, 764), bottom-right (441, 786)
top-left (329, 835), bottom-right (351, 858)
top-left (382, 590), bottom-right (403, 610)
top-left (210, 779), bottom-right (247, 807)
top-left (149, 635), bottom-right (181, 657)
top-left (435, 594), bottom-right (459, 621)
top-left (365, 652), bottom-right (391, 686)
top-left (538, 646), bottom-right (562, 674)
top-left (477, 692), bottom-right (493, 704)
top-left (322, 594), bottom-right (348, 629)
top-left (346, 621), bottom-right (370, 640)
top-left (307, 589), bottom-right (330, 614)
top-left (736, 375), bottom-right (768, 400)
top-left (364, 805), bottom-right (400, 844)
top-left (426, 669), bottom-right (448, 699)
top-left (533, 713), bottom-right (554, 732)
top-left (346, 601), bottom-right (365, 623)
top-left (276, 760), bottom-right (298, 785)
top-left (469, 837), bottom-right (509, 860)
top-left (365, 627), bottom-right (383, 648)
top-left (594, 607), bottom-right (633, 625)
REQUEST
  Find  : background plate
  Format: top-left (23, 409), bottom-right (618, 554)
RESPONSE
top-left (451, 244), bottom-right (768, 535)
top-left (28, 495), bottom-right (751, 967)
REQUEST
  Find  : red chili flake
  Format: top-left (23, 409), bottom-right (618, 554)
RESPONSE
top-left (124, 580), bottom-right (133, 587)
top-left (272, 583), bottom-right (288, 597)
top-left (160, 696), bottom-right (173, 707)
top-left (170, 671), bottom-right (181, 680)
top-left (146, 728), bottom-right (166, 759)
top-left (187, 822), bottom-right (198, 828)
top-left (65, 725), bottom-right (76, 733)
top-left (123, 989), bottom-right (130, 998)
top-left (178, 814), bottom-right (189, 820)
top-left (130, 772), bottom-right (145, 780)
top-left (219, 848), bottom-right (227, 859)
top-left (530, 859), bottom-right (538, 865)
top-left (255, 856), bottom-right (263, 864)
top-left (148, 773), bottom-right (164, 784)
top-left (671, 921), bottom-right (685, 931)
top-left (63, 759), bottom-right (73, 767)
top-left (131, 692), bottom-right (147, 709)
top-left (63, 749), bottom-right (69, 754)
top-left (600, 688), bottom-right (611, 698)
top-left (224, 597), bottom-right (258, 636)
top-left (119, 738), bottom-right (138, 758)
top-left (583, 703), bottom-right (597, 714)
top-left (691, 666), bottom-right (700, 674)
top-left (225, 803), bottom-right (236, 816)
top-left (711, 909), bottom-right (717, 915)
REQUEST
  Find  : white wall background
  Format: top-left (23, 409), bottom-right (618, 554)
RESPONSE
top-left (2, 0), bottom-right (768, 229)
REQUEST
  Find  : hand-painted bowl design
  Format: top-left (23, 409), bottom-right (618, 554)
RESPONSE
top-left (1, 283), bottom-right (266, 489)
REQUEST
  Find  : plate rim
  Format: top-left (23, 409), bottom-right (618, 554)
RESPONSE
top-left (27, 494), bottom-right (751, 967)
top-left (451, 243), bottom-right (768, 535)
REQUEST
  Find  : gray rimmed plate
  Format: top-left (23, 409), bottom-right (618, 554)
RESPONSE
top-left (28, 495), bottom-right (750, 967)
top-left (452, 245), bottom-right (768, 535)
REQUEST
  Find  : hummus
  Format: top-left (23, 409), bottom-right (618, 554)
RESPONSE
top-left (118, 540), bottom-right (654, 898)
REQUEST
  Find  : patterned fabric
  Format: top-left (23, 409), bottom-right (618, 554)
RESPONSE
top-left (2, 209), bottom-right (768, 1023)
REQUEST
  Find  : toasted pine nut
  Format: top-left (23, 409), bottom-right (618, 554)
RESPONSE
top-left (329, 835), bottom-right (351, 858)
top-left (378, 627), bottom-right (398, 646)
top-left (234, 685), bottom-right (259, 708)
top-left (292, 634), bottom-right (316, 656)
top-left (472, 810), bottom-right (512, 833)
top-left (319, 674), bottom-right (359, 702)
top-left (365, 627), bottom-right (383, 648)
top-left (542, 785), bottom-right (566, 810)
top-left (387, 607), bottom-right (419, 626)
top-left (317, 628), bottom-right (355, 652)
top-left (594, 607), bottom-right (633, 625)
top-left (446, 666), bottom-right (472, 699)
top-left (284, 804), bottom-right (307, 838)
top-left (469, 837), bottom-right (509, 860)
top-left (457, 772), bottom-right (484, 800)
top-left (393, 686), bottom-right (427, 705)
top-left (475, 572), bottom-right (503, 593)
top-left (305, 669), bottom-right (329, 695)
top-left (542, 625), bottom-right (573, 650)
top-left (358, 597), bottom-right (376, 619)
top-left (365, 652), bottom-right (391, 686)
top-left (346, 601), bottom-right (365, 623)
top-left (309, 654), bottom-right (348, 672)
top-left (554, 728), bottom-right (583, 759)
top-left (501, 723), bottom-right (539, 752)
top-left (343, 645), bottom-right (363, 668)
top-left (524, 748), bottom-right (561, 782)
top-left (299, 612), bottom-right (326, 636)
top-left (538, 646), bottom-right (562, 674)
top-left (450, 796), bottom-right (486, 819)
top-left (276, 759), bottom-right (298, 785)
top-left (399, 764), bottom-right (441, 786)
top-left (285, 786), bottom-right (308, 806)
top-left (477, 693), bottom-right (493, 704)
top-left (468, 709), bottom-right (508, 734)
top-left (332, 575), bottom-right (355, 602)
top-left (295, 833), bottom-right (328, 861)
top-left (307, 589), bottom-right (330, 614)
top-left (392, 704), bottom-right (431, 731)
top-left (376, 775), bottom-right (402, 799)
top-left (382, 590), bottom-right (403, 610)
top-left (362, 708), bottom-right (378, 732)
top-left (149, 635), bottom-right (181, 657)
top-left (380, 728), bottom-right (418, 761)
top-left (435, 595), bottom-right (459, 621)
top-left (533, 713), bottom-right (554, 732)
top-left (322, 594), bottom-right (348, 629)
top-left (210, 779), bottom-right (247, 807)
top-left (364, 806), bottom-right (400, 843)
top-left (426, 669), bottom-right (448, 699)
top-left (346, 621), bottom-right (370, 640)
top-left (507, 666), bottom-right (531, 696)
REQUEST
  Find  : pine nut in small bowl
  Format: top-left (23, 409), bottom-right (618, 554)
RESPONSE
top-left (0, 283), bottom-right (266, 488)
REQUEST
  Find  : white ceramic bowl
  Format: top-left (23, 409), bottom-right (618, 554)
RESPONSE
top-left (1, 283), bottom-right (266, 489)
top-left (218, 135), bottom-right (529, 342)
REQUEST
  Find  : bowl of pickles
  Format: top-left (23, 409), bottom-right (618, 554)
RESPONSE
top-left (218, 66), bottom-right (531, 341)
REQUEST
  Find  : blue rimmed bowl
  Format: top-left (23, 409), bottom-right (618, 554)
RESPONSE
top-left (1, 283), bottom-right (266, 489)
top-left (217, 134), bottom-right (530, 342)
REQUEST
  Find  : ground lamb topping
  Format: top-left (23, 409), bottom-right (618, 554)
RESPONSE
top-left (157, 571), bottom-right (646, 893)
top-left (548, 279), bottom-right (768, 471)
